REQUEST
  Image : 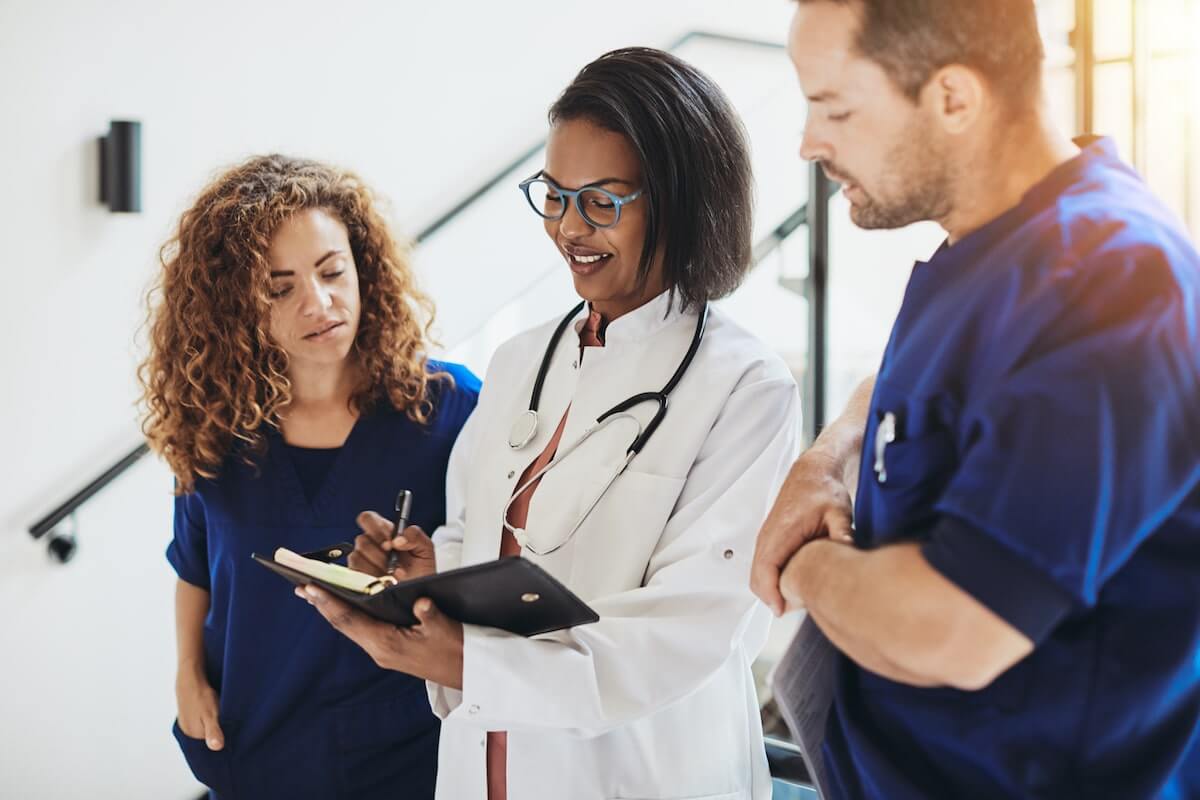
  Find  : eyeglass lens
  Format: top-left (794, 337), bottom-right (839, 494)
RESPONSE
top-left (524, 179), bottom-right (620, 227)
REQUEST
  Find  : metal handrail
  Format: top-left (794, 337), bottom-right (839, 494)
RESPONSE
top-left (27, 443), bottom-right (150, 539)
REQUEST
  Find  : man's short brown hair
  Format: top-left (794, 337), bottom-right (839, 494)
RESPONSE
top-left (799, 0), bottom-right (1045, 106)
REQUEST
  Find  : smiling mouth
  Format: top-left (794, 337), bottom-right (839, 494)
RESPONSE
top-left (569, 253), bottom-right (610, 265)
top-left (562, 245), bottom-right (614, 271)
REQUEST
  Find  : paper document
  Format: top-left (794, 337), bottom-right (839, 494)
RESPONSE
top-left (273, 548), bottom-right (395, 595)
top-left (772, 613), bottom-right (838, 800)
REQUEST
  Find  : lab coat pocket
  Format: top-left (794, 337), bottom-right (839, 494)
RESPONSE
top-left (568, 469), bottom-right (685, 600)
top-left (173, 718), bottom-right (235, 797)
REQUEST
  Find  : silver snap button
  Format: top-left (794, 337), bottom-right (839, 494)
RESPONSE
top-left (507, 470), bottom-right (515, 479)
top-left (521, 592), bottom-right (541, 603)
top-left (572, 360), bottom-right (579, 369)
top-left (328, 549), bottom-right (343, 558)
top-left (468, 704), bottom-right (480, 714)
top-left (723, 549), bottom-right (734, 560)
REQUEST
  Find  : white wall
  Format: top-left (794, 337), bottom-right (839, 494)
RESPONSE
top-left (0, 2), bottom-right (801, 797)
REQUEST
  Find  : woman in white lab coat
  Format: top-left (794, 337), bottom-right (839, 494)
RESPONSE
top-left (300, 47), bottom-right (800, 799)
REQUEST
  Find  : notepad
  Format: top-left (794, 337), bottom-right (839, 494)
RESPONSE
top-left (254, 547), bottom-right (599, 637)
top-left (272, 548), bottom-right (395, 595)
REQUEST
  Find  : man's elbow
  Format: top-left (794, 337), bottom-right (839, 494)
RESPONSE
top-left (936, 659), bottom-right (1012, 692)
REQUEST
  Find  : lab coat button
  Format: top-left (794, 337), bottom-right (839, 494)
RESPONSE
top-left (723, 549), bottom-right (734, 560)
top-left (469, 704), bottom-right (480, 715)
top-left (572, 360), bottom-right (579, 369)
top-left (507, 470), bottom-right (516, 479)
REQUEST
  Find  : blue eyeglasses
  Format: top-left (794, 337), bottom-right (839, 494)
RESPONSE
top-left (518, 172), bottom-right (643, 229)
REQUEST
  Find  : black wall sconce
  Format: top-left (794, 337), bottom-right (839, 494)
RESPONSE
top-left (98, 120), bottom-right (141, 213)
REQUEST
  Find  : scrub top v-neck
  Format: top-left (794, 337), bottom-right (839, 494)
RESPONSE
top-left (167, 361), bottom-right (480, 800)
top-left (280, 442), bottom-right (340, 505)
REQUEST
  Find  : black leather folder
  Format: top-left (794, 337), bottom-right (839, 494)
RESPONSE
top-left (252, 549), bottom-right (599, 637)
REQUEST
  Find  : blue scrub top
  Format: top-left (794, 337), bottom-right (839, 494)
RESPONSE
top-left (825, 139), bottom-right (1200, 799)
top-left (167, 361), bottom-right (480, 800)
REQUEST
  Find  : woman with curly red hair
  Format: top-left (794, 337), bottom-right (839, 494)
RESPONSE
top-left (139, 154), bottom-right (478, 799)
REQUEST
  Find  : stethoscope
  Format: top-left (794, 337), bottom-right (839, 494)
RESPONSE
top-left (502, 299), bottom-right (709, 556)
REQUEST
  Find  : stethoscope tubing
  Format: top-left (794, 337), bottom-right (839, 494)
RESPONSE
top-left (502, 299), bottom-right (709, 554)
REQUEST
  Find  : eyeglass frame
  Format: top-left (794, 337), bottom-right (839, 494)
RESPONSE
top-left (518, 171), bottom-right (644, 229)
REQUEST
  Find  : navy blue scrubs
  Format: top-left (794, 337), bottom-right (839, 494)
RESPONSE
top-left (824, 139), bottom-right (1200, 799)
top-left (167, 362), bottom-right (479, 800)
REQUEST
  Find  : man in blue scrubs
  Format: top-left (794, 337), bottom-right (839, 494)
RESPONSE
top-left (751, 1), bottom-right (1200, 797)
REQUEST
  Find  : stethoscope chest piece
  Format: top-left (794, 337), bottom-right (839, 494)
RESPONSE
top-left (508, 409), bottom-right (539, 450)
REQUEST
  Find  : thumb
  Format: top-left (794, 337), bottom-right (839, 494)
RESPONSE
top-left (201, 709), bottom-right (224, 751)
top-left (826, 510), bottom-right (855, 544)
top-left (412, 597), bottom-right (445, 630)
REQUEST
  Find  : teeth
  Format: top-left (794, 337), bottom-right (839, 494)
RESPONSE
top-left (572, 253), bottom-right (607, 264)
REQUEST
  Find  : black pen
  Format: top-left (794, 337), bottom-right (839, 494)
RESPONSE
top-left (386, 490), bottom-right (413, 574)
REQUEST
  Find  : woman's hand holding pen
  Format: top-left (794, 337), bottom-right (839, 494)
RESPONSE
top-left (176, 669), bottom-right (224, 751)
top-left (349, 510), bottom-right (436, 581)
top-left (301, 505), bottom-right (462, 687)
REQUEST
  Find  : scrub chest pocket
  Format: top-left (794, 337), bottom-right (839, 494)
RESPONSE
top-left (855, 383), bottom-right (960, 548)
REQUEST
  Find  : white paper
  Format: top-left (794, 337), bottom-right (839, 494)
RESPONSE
top-left (771, 613), bottom-right (838, 799)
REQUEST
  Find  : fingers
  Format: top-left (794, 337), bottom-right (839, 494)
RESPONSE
top-left (299, 584), bottom-right (405, 671)
top-left (826, 508), bottom-right (855, 544)
top-left (751, 511), bottom-right (811, 617)
top-left (413, 598), bottom-right (461, 645)
top-left (749, 553), bottom-right (786, 619)
top-left (778, 553), bottom-right (808, 614)
top-left (412, 597), bottom-right (440, 629)
top-left (352, 511), bottom-right (395, 575)
top-left (356, 510), bottom-right (395, 545)
top-left (380, 526), bottom-right (436, 581)
top-left (200, 706), bottom-right (224, 751)
top-left (302, 585), bottom-right (371, 637)
top-left (349, 532), bottom-right (388, 576)
top-left (388, 525), bottom-right (434, 556)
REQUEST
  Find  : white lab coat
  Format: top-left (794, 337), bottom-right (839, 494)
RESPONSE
top-left (428, 291), bottom-right (801, 800)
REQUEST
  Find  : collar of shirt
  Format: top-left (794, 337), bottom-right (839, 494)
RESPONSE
top-left (920, 136), bottom-right (1125, 278)
top-left (569, 289), bottom-right (689, 351)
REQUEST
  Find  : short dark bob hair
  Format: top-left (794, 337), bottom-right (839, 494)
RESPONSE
top-left (549, 47), bottom-right (754, 312)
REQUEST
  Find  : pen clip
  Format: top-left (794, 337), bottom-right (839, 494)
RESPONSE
top-left (395, 490), bottom-right (413, 527)
top-left (873, 411), bottom-right (897, 484)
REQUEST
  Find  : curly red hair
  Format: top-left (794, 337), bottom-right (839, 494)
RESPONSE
top-left (139, 155), bottom-right (444, 494)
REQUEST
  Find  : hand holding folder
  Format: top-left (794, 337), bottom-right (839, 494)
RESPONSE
top-left (254, 545), bottom-right (598, 637)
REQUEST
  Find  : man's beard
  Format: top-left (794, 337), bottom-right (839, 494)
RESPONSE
top-left (836, 123), bottom-right (954, 230)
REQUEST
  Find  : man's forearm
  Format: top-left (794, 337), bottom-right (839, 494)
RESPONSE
top-left (785, 540), bottom-right (953, 686)
top-left (810, 375), bottom-right (873, 493)
top-left (784, 538), bottom-right (1035, 689)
